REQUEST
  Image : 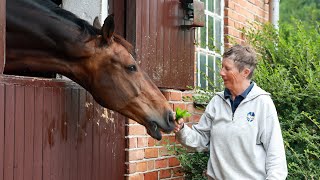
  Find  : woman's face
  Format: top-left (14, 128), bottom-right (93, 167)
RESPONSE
top-left (219, 58), bottom-right (248, 91)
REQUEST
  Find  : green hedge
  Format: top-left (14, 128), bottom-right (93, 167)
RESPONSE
top-left (245, 21), bottom-right (320, 179)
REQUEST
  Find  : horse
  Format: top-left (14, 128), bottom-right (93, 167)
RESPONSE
top-left (5, 0), bottom-right (174, 140)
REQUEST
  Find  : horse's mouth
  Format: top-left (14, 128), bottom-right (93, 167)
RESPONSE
top-left (146, 121), bottom-right (174, 140)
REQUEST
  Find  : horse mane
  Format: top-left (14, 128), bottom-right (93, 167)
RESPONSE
top-left (50, 3), bottom-right (134, 55)
top-left (7, 0), bottom-right (134, 58)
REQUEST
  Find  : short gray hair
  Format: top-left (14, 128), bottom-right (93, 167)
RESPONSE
top-left (223, 44), bottom-right (257, 79)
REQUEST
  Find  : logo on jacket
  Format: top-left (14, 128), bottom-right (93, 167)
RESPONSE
top-left (247, 112), bottom-right (255, 122)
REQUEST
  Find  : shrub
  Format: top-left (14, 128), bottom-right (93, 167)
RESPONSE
top-left (165, 142), bottom-right (209, 180)
top-left (244, 21), bottom-right (320, 179)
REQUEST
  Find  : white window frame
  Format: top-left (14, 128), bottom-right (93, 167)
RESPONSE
top-left (195, 0), bottom-right (224, 90)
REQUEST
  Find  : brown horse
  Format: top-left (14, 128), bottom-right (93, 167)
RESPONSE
top-left (5, 0), bottom-right (174, 140)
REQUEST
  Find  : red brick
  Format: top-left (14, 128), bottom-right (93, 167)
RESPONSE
top-left (162, 91), bottom-right (170, 100)
top-left (159, 169), bottom-right (171, 178)
top-left (128, 149), bottom-right (145, 161)
top-left (147, 160), bottom-right (155, 171)
top-left (127, 137), bottom-right (137, 149)
top-left (170, 91), bottom-right (182, 101)
top-left (137, 137), bottom-right (148, 148)
top-left (126, 163), bottom-right (137, 174)
top-left (136, 161), bottom-right (148, 172)
top-left (169, 157), bottom-right (180, 167)
top-left (126, 173), bottom-right (144, 180)
top-left (155, 159), bottom-right (168, 169)
top-left (128, 125), bottom-right (146, 136)
top-left (145, 148), bottom-right (158, 158)
top-left (144, 171), bottom-right (158, 180)
top-left (148, 137), bottom-right (156, 147)
top-left (158, 136), bottom-right (170, 146)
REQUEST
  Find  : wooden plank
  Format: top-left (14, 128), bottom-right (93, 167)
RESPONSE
top-left (70, 89), bottom-right (79, 180)
top-left (114, 0), bottom-right (125, 36)
top-left (140, 0), bottom-right (150, 71)
top-left (65, 88), bottom-right (72, 180)
top-left (85, 92), bottom-right (93, 180)
top-left (98, 105), bottom-right (106, 180)
top-left (0, 0), bottom-right (5, 74)
top-left (91, 100), bottom-right (99, 180)
top-left (148, 0), bottom-right (159, 84)
top-left (126, 0), bottom-right (137, 48)
top-left (186, 29), bottom-right (195, 88)
top-left (104, 110), bottom-right (113, 178)
top-left (135, 0), bottom-right (142, 65)
top-left (115, 113), bottom-right (126, 179)
top-left (83, 91), bottom-right (94, 179)
top-left (77, 89), bottom-right (89, 180)
top-left (156, 0), bottom-right (165, 87)
top-left (162, 0), bottom-right (172, 88)
top-left (33, 87), bottom-right (43, 180)
top-left (42, 87), bottom-right (52, 180)
top-left (24, 86), bottom-right (35, 180)
top-left (169, 0), bottom-right (181, 88)
top-left (14, 86), bottom-right (25, 180)
top-left (59, 88), bottom-right (67, 180)
top-left (0, 84), bottom-right (5, 179)
top-left (4, 85), bottom-right (14, 180)
top-left (51, 87), bottom-right (60, 180)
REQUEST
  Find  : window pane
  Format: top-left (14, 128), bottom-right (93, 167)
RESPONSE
top-left (215, 0), bottom-right (221, 15)
top-left (215, 19), bottom-right (222, 53)
top-left (200, 53), bottom-right (207, 89)
top-left (208, 0), bottom-right (214, 12)
top-left (200, 0), bottom-right (206, 9)
top-left (208, 55), bottom-right (214, 90)
top-left (200, 16), bottom-right (207, 48)
top-left (208, 16), bottom-right (214, 51)
top-left (215, 56), bottom-right (222, 88)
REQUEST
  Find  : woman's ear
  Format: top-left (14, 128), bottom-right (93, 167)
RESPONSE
top-left (242, 68), bottom-right (251, 79)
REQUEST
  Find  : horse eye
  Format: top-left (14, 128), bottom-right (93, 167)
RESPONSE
top-left (127, 65), bottom-right (137, 72)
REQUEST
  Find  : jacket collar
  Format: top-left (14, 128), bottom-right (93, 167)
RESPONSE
top-left (217, 82), bottom-right (270, 103)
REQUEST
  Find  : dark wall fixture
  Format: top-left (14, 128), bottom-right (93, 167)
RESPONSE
top-left (180, 0), bottom-right (205, 30)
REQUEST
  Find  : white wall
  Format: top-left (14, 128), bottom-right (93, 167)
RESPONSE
top-left (62, 0), bottom-right (109, 25)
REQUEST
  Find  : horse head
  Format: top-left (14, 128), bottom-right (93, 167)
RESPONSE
top-left (5, 0), bottom-right (175, 140)
top-left (78, 16), bottom-right (175, 140)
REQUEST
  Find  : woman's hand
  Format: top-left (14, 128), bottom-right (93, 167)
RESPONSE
top-left (174, 118), bottom-right (185, 133)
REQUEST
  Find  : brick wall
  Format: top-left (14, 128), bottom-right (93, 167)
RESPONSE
top-left (125, 0), bottom-right (271, 179)
top-left (224, 0), bottom-right (270, 46)
top-left (124, 89), bottom-right (203, 180)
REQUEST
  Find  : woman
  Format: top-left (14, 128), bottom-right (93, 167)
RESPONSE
top-left (175, 45), bottom-right (288, 179)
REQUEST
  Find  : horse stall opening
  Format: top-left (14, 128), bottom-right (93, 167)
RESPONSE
top-left (1, 0), bottom-right (128, 179)
top-left (0, 76), bottom-right (126, 180)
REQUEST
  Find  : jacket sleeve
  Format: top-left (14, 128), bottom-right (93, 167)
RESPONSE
top-left (175, 97), bottom-right (215, 152)
top-left (261, 99), bottom-right (288, 180)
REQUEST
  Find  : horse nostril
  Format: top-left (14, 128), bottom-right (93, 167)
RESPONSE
top-left (167, 111), bottom-right (174, 124)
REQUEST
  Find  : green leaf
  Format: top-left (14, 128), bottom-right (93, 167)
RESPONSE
top-left (175, 107), bottom-right (191, 122)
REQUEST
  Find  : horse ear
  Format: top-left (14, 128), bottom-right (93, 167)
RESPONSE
top-left (93, 16), bottom-right (102, 29)
top-left (101, 14), bottom-right (115, 43)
